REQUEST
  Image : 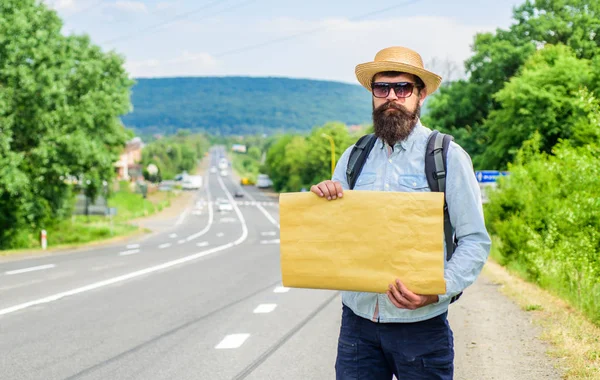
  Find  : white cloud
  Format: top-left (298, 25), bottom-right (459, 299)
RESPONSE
top-left (46, 0), bottom-right (76, 11)
top-left (114, 1), bottom-right (147, 13)
top-left (126, 51), bottom-right (218, 77)
top-left (119, 15), bottom-right (497, 82)
top-left (245, 16), bottom-right (496, 83)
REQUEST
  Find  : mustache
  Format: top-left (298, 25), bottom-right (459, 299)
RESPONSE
top-left (374, 101), bottom-right (411, 115)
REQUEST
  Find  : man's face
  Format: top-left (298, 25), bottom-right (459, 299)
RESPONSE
top-left (371, 73), bottom-right (428, 146)
top-left (372, 73), bottom-right (426, 113)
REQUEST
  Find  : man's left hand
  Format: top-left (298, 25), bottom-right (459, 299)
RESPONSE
top-left (387, 279), bottom-right (439, 310)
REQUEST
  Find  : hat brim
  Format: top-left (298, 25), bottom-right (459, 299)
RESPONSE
top-left (355, 62), bottom-right (442, 95)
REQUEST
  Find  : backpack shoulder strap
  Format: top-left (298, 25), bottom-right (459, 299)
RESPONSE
top-left (425, 130), bottom-right (454, 260)
top-left (426, 130), bottom-right (463, 304)
top-left (346, 134), bottom-right (378, 190)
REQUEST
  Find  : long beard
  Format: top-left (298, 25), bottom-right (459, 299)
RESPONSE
top-left (372, 101), bottom-right (421, 146)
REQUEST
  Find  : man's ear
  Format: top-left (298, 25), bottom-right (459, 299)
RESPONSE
top-left (418, 88), bottom-right (428, 106)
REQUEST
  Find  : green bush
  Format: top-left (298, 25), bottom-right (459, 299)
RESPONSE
top-left (485, 136), bottom-right (600, 323)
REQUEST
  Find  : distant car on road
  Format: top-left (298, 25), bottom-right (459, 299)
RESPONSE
top-left (220, 170), bottom-right (228, 177)
top-left (256, 174), bottom-right (273, 188)
top-left (210, 166), bottom-right (217, 174)
top-left (182, 175), bottom-right (203, 190)
top-left (234, 190), bottom-right (244, 198)
top-left (216, 199), bottom-right (233, 212)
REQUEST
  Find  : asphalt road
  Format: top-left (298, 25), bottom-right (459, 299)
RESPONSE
top-left (0, 147), bottom-right (562, 380)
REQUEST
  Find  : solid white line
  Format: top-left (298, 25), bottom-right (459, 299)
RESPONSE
top-left (185, 173), bottom-right (214, 242)
top-left (216, 233), bottom-right (224, 237)
top-left (119, 249), bottom-right (140, 256)
top-left (196, 241), bottom-right (209, 247)
top-left (0, 170), bottom-right (249, 318)
top-left (239, 187), bottom-right (280, 229)
top-left (126, 244), bottom-right (140, 249)
top-left (5, 264), bottom-right (56, 276)
top-left (261, 231), bottom-right (277, 236)
top-left (273, 286), bottom-right (290, 293)
top-left (215, 334), bottom-right (250, 349)
top-left (178, 240), bottom-right (186, 244)
top-left (253, 304), bottom-right (277, 314)
top-left (260, 239), bottom-right (280, 244)
top-left (216, 175), bottom-right (248, 246)
top-left (158, 243), bottom-right (171, 249)
top-left (169, 233), bottom-right (177, 238)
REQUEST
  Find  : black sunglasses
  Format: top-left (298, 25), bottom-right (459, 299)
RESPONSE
top-left (371, 82), bottom-right (419, 98)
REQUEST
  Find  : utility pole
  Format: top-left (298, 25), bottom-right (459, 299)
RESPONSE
top-left (321, 133), bottom-right (336, 179)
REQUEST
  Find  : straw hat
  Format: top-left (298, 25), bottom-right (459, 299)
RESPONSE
top-left (355, 46), bottom-right (442, 95)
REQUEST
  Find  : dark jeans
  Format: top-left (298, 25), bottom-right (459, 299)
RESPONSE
top-left (335, 305), bottom-right (454, 380)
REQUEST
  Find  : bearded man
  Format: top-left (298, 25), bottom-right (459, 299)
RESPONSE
top-left (310, 46), bottom-right (491, 380)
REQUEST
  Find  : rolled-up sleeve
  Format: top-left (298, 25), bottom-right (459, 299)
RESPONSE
top-left (437, 143), bottom-right (491, 303)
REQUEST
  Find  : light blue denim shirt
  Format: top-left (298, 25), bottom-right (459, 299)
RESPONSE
top-left (332, 121), bottom-right (491, 323)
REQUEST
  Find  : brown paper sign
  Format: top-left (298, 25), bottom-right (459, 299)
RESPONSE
top-left (279, 190), bottom-right (446, 295)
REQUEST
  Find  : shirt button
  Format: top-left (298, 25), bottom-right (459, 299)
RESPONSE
top-left (388, 159), bottom-right (392, 163)
top-left (413, 182), bottom-right (417, 186)
top-left (385, 184), bottom-right (390, 189)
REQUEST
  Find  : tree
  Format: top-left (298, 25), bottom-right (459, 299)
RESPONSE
top-left (424, 0), bottom-right (600, 164)
top-left (0, 0), bottom-right (133, 248)
top-left (477, 44), bottom-right (599, 169)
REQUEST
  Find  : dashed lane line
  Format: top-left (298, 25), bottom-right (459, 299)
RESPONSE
top-left (5, 264), bottom-right (56, 276)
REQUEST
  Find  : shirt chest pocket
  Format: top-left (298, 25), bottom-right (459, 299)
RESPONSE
top-left (398, 174), bottom-right (430, 192)
top-left (354, 173), bottom-right (377, 190)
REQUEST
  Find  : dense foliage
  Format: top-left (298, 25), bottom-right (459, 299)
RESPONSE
top-left (422, 0), bottom-right (600, 170)
top-left (141, 131), bottom-right (210, 180)
top-left (264, 122), bottom-right (362, 192)
top-left (121, 77), bottom-right (372, 135)
top-left (486, 132), bottom-right (600, 323)
top-left (0, 0), bottom-right (133, 248)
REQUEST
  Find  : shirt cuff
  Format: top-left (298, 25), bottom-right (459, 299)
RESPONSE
top-left (435, 293), bottom-right (452, 305)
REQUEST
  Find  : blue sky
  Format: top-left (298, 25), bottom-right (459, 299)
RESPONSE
top-left (46, 0), bottom-right (524, 84)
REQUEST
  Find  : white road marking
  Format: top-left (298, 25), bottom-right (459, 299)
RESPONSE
top-left (5, 264), bottom-right (56, 276)
top-left (217, 232), bottom-right (224, 237)
top-left (219, 217), bottom-right (237, 223)
top-left (126, 244), bottom-right (140, 249)
top-left (175, 207), bottom-right (191, 226)
top-left (184, 174), bottom-right (215, 242)
top-left (178, 239), bottom-right (186, 244)
top-left (273, 286), bottom-right (290, 293)
top-left (196, 242), bottom-right (209, 247)
top-left (215, 334), bottom-right (250, 349)
top-left (169, 233), bottom-right (177, 238)
top-left (260, 239), bottom-right (280, 244)
top-left (239, 187), bottom-right (280, 228)
top-left (261, 231), bottom-right (277, 236)
top-left (158, 243), bottom-right (171, 249)
top-left (253, 304), bottom-right (277, 314)
top-left (119, 249), bottom-right (140, 256)
top-left (0, 172), bottom-right (249, 317)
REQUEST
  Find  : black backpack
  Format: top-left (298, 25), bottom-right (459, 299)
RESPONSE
top-left (345, 130), bottom-right (462, 303)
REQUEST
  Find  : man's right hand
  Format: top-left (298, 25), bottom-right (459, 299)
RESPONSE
top-left (310, 180), bottom-right (344, 200)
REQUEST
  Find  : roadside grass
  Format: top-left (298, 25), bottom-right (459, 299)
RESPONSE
top-left (109, 189), bottom-right (174, 223)
top-left (485, 239), bottom-right (600, 379)
top-left (0, 188), bottom-right (178, 256)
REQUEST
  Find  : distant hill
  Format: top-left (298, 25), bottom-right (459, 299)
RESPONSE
top-left (121, 77), bottom-right (373, 135)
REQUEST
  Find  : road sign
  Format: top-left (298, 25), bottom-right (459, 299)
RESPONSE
top-left (475, 170), bottom-right (509, 183)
